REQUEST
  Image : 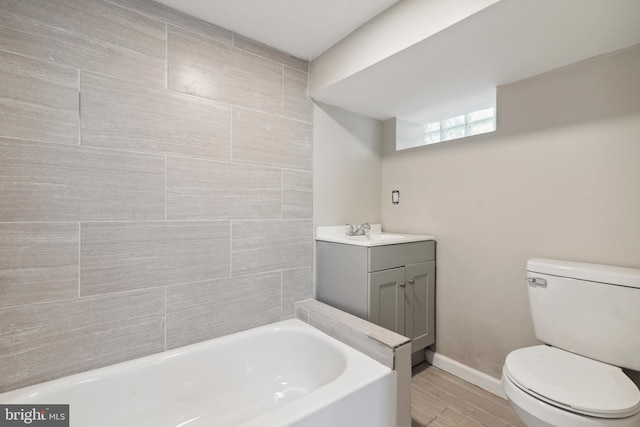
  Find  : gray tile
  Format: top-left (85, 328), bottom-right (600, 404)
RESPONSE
top-left (231, 220), bottom-right (312, 276)
top-left (167, 156), bottom-right (281, 220)
top-left (232, 108), bottom-right (313, 170)
top-left (106, 0), bottom-right (232, 45)
top-left (0, 0), bottom-right (165, 87)
top-left (372, 328), bottom-right (412, 349)
top-left (81, 72), bottom-right (232, 160)
top-left (0, 51), bottom-right (78, 145)
top-left (167, 26), bottom-right (283, 114)
top-left (281, 267), bottom-right (312, 319)
top-left (233, 34), bottom-right (309, 72)
top-left (295, 299), bottom-right (312, 323)
top-left (81, 221), bottom-right (230, 296)
top-left (307, 310), bottom-right (393, 368)
top-left (166, 271), bottom-right (281, 349)
top-left (0, 288), bottom-right (165, 393)
top-left (0, 223), bottom-right (78, 308)
top-left (283, 67), bottom-right (313, 123)
top-left (0, 138), bottom-right (165, 221)
top-left (297, 298), bottom-right (383, 337)
top-left (282, 169), bottom-right (313, 219)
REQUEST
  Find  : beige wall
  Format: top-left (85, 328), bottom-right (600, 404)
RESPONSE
top-left (313, 102), bottom-right (383, 226)
top-left (381, 45), bottom-right (640, 378)
top-left (0, 0), bottom-right (312, 392)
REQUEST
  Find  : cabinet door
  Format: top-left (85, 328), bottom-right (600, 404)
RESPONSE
top-left (405, 261), bottom-right (435, 350)
top-left (368, 267), bottom-right (406, 335)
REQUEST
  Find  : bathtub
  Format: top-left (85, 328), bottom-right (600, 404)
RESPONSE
top-left (0, 319), bottom-right (396, 427)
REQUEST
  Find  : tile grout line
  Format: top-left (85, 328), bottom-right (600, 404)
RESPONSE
top-left (224, 103), bottom-right (313, 125)
top-left (165, 23), bottom-right (168, 89)
top-left (0, 133), bottom-right (309, 172)
top-left (165, 155), bottom-right (168, 220)
top-left (9, 269), bottom-right (285, 312)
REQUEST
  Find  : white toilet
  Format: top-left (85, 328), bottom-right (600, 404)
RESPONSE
top-left (502, 258), bottom-right (640, 427)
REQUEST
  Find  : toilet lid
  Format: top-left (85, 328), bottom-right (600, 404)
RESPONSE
top-left (504, 345), bottom-right (640, 418)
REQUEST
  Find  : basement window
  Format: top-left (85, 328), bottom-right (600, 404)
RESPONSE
top-left (423, 107), bottom-right (496, 145)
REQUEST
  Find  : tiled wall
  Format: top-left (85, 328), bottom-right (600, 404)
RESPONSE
top-left (0, 0), bottom-right (313, 393)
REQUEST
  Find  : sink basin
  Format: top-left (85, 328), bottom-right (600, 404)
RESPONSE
top-left (346, 233), bottom-right (407, 241)
top-left (369, 233), bottom-right (406, 241)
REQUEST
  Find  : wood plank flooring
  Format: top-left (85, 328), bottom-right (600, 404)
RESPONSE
top-left (412, 363), bottom-right (526, 427)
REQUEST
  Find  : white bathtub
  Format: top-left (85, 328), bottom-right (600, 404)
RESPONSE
top-left (0, 319), bottom-right (396, 427)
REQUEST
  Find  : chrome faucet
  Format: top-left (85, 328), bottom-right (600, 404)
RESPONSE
top-left (346, 223), bottom-right (371, 236)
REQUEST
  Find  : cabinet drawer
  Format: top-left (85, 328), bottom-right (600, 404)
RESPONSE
top-left (368, 240), bottom-right (435, 272)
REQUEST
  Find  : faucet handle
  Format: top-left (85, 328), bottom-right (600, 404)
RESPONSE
top-left (346, 224), bottom-right (356, 236)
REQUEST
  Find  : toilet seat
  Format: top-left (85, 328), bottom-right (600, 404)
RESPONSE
top-left (504, 345), bottom-right (640, 419)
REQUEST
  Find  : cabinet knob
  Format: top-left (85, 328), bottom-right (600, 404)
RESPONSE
top-left (408, 279), bottom-right (415, 284)
top-left (398, 282), bottom-right (405, 287)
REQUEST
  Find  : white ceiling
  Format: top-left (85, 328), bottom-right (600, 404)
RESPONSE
top-left (152, 0), bottom-right (399, 60)
top-left (311, 0), bottom-right (640, 123)
top-left (153, 0), bottom-right (640, 123)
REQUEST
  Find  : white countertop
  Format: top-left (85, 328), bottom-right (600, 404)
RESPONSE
top-left (316, 225), bottom-right (435, 247)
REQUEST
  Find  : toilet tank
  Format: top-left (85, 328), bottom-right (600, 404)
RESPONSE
top-left (527, 258), bottom-right (640, 371)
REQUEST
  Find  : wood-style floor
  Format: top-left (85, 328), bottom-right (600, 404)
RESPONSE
top-left (411, 363), bottom-right (526, 427)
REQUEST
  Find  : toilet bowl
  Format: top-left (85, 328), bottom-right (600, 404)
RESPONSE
top-left (502, 259), bottom-right (640, 427)
top-left (502, 346), bottom-right (640, 427)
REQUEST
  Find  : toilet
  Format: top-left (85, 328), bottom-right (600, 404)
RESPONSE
top-left (502, 258), bottom-right (640, 427)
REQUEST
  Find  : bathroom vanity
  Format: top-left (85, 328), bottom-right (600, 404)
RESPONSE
top-left (316, 225), bottom-right (436, 363)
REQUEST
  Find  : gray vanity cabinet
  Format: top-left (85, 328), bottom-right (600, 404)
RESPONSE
top-left (369, 260), bottom-right (435, 350)
top-left (316, 240), bottom-right (436, 357)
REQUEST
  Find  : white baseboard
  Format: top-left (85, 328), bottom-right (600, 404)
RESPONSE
top-left (425, 350), bottom-right (507, 399)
